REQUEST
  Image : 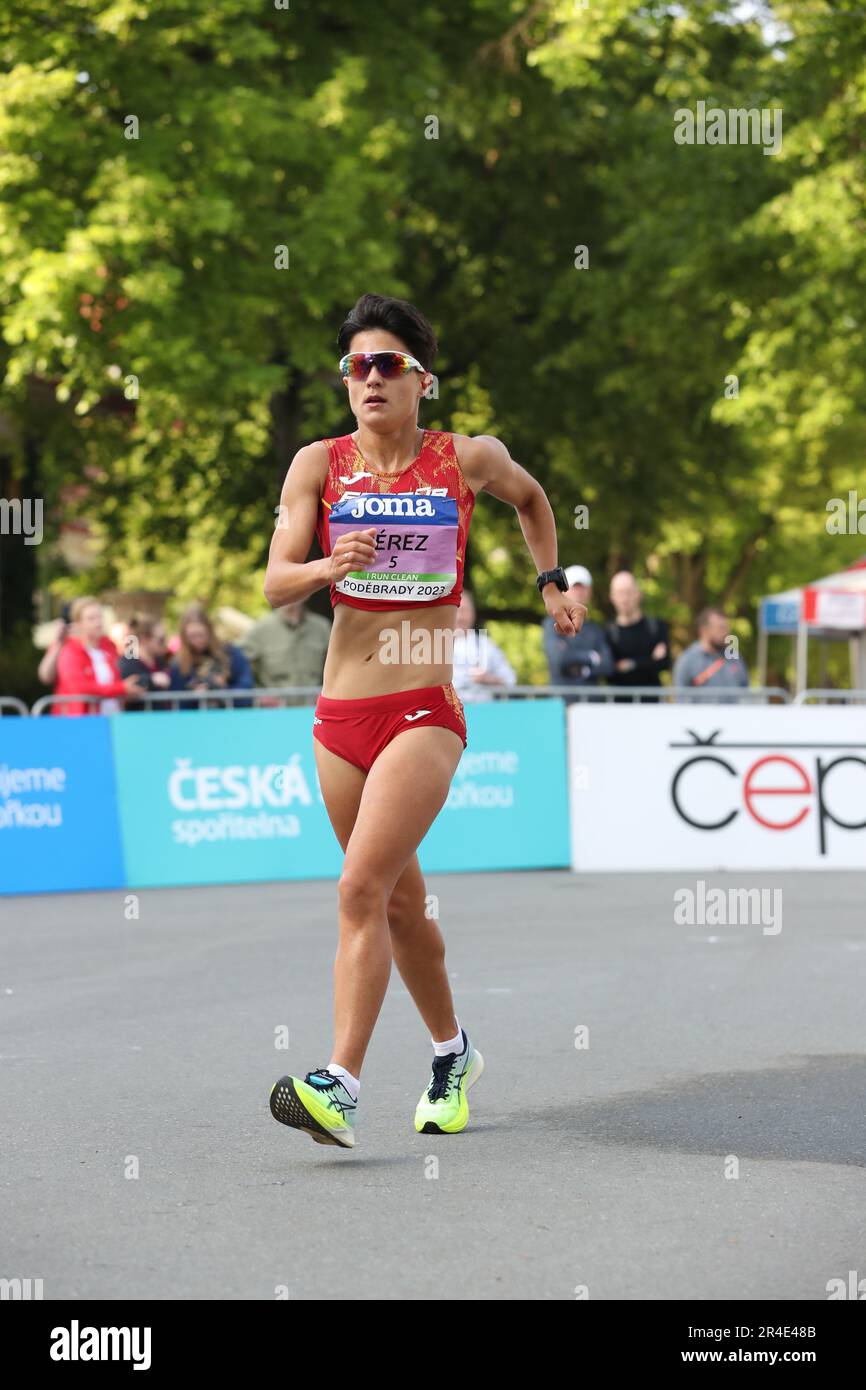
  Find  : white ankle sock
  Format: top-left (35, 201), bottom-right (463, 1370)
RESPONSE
top-left (326, 1063), bottom-right (360, 1102)
top-left (432, 1019), bottom-right (463, 1057)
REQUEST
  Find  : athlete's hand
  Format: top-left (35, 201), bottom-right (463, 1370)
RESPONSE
top-left (546, 593), bottom-right (586, 638)
top-left (329, 527), bottom-right (378, 583)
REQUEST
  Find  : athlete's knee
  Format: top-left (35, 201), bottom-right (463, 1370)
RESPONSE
top-left (387, 885), bottom-right (427, 940)
top-left (338, 869), bottom-right (388, 924)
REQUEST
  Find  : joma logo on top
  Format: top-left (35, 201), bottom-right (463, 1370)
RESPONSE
top-left (343, 494), bottom-right (438, 520)
top-left (674, 101), bottom-right (782, 157)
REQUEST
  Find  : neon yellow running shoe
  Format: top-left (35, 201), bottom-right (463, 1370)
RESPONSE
top-left (414, 1029), bottom-right (484, 1135)
top-left (270, 1068), bottom-right (357, 1149)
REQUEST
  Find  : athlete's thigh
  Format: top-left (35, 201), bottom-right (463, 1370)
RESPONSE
top-left (313, 737), bottom-right (367, 851)
top-left (343, 726), bottom-right (463, 892)
top-left (314, 736), bottom-right (428, 917)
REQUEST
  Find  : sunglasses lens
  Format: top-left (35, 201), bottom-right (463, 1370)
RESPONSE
top-left (376, 353), bottom-right (406, 378)
top-left (341, 352), bottom-right (416, 379)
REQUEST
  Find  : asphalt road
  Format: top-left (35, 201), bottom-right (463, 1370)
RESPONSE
top-left (2, 870), bottom-right (865, 1300)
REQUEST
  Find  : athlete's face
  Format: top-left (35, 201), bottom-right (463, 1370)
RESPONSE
top-left (342, 330), bottom-right (432, 431)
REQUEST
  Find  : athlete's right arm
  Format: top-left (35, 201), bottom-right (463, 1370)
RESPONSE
top-left (263, 443), bottom-right (377, 608)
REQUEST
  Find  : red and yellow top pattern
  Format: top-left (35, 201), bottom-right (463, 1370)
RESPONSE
top-left (314, 429), bottom-right (476, 612)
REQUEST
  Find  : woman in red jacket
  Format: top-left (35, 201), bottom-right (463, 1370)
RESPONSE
top-left (52, 597), bottom-right (145, 715)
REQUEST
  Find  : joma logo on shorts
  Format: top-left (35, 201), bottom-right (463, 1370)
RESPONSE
top-left (346, 495), bottom-right (436, 519)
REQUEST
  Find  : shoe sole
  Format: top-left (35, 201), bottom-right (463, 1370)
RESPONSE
top-left (270, 1077), bottom-right (355, 1149)
top-left (418, 1049), bottom-right (485, 1135)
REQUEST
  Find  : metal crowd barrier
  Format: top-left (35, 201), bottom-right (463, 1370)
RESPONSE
top-left (29, 687), bottom-right (325, 715)
top-left (486, 684), bottom-right (792, 703)
top-left (0, 696), bottom-right (29, 716)
top-left (28, 684), bottom-right (793, 714)
top-left (793, 689), bottom-right (866, 705)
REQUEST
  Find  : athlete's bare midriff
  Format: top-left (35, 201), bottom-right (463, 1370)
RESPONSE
top-left (322, 600), bottom-right (458, 699)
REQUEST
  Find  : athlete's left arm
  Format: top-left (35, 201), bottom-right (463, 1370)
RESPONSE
top-left (457, 434), bottom-right (585, 638)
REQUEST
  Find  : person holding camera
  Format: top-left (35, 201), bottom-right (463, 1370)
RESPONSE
top-left (543, 565), bottom-right (614, 702)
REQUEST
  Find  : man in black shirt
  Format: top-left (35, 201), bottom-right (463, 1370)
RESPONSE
top-left (607, 571), bottom-right (671, 699)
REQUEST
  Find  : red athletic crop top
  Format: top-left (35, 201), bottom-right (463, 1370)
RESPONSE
top-left (314, 429), bottom-right (476, 611)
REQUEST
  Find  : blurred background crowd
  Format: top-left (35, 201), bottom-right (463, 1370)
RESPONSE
top-left (36, 567), bottom-right (751, 715)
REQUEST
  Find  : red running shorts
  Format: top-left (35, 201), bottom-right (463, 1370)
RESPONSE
top-left (312, 681), bottom-right (467, 773)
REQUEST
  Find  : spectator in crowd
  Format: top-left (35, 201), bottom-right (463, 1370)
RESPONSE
top-left (37, 601), bottom-right (73, 687)
top-left (108, 618), bottom-right (129, 652)
top-left (607, 570), bottom-right (671, 699)
top-left (117, 615), bottom-right (172, 711)
top-left (240, 599), bottom-right (330, 706)
top-left (168, 603), bottom-right (255, 708)
top-left (451, 589), bottom-right (516, 703)
top-left (51, 597), bottom-right (145, 715)
top-left (673, 607), bottom-right (749, 698)
top-left (543, 564), bottom-right (614, 700)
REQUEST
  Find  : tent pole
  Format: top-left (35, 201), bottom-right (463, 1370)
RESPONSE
top-left (818, 639), bottom-right (828, 686)
top-left (757, 624), bottom-right (768, 687)
top-left (795, 620), bottom-right (809, 695)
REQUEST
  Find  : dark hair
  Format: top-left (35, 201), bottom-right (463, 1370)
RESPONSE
top-left (337, 294), bottom-right (437, 370)
top-left (696, 606), bottom-right (727, 631)
top-left (128, 614), bottom-right (158, 640)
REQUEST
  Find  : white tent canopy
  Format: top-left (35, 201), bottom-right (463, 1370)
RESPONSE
top-left (758, 557), bottom-right (866, 692)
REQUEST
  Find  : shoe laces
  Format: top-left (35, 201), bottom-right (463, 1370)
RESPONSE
top-left (427, 1051), bottom-right (459, 1102)
top-left (305, 1068), bottom-right (355, 1116)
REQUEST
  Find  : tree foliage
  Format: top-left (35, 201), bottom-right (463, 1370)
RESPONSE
top-left (0, 0), bottom-right (864, 681)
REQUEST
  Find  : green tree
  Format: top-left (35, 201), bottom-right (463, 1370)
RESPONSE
top-left (1, 0), bottom-right (865, 694)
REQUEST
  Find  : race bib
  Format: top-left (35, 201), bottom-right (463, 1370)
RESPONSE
top-left (329, 491), bottom-right (458, 602)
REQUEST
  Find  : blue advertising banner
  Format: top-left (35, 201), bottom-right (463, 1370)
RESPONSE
top-left (0, 717), bottom-right (125, 894)
top-left (0, 699), bottom-right (569, 893)
top-left (760, 597), bottom-right (800, 633)
top-left (112, 700), bottom-right (570, 889)
top-left (111, 708), bottom-right (342, 888)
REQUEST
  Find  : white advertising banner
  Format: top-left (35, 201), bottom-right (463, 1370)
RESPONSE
top-left (568, 705), bottom-right (866, 871)
top-left (808, 588), bottom-right (866, 629)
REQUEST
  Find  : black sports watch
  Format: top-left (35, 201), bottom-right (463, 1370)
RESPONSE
top-left (536, 566), bottom-right (569, 595)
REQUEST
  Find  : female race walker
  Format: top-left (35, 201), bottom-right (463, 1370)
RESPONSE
top-left (266, 293), bottom-right (585, 1148)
